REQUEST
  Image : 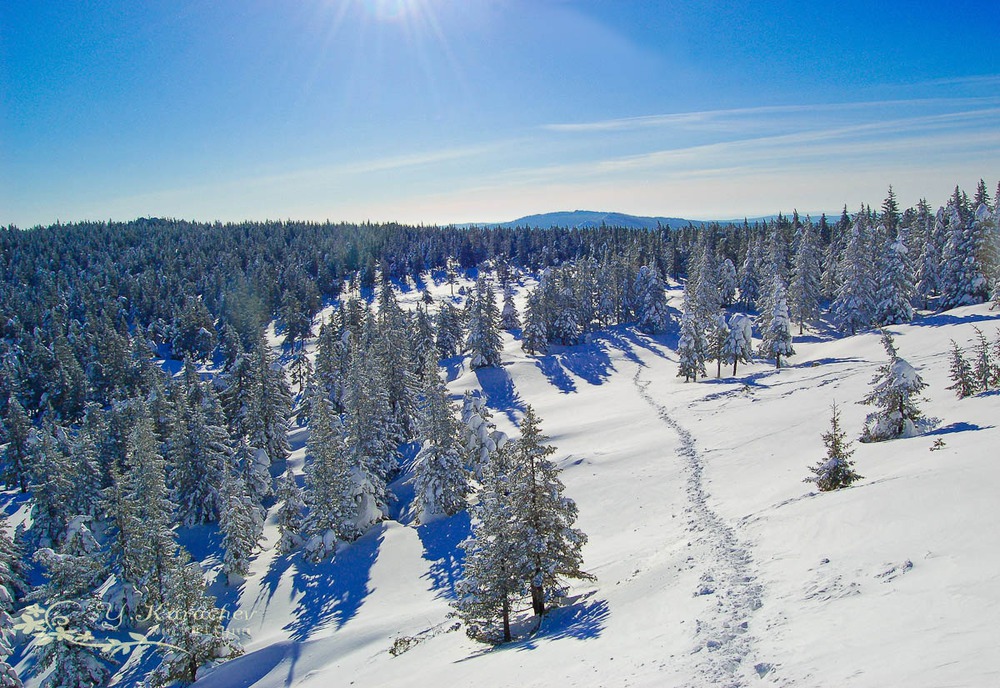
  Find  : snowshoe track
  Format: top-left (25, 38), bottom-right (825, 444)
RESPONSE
top-left (634, 369), bottom-right (766, 687)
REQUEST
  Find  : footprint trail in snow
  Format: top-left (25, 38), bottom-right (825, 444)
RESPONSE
top-left (634, 369), bottom-right (768, 687)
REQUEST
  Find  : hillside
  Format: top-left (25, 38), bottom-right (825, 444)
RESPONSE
top-left (192, 278), bottom-right (1000, 688)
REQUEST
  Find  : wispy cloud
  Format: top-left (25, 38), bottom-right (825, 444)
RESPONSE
top-left (542, 97), bottom-right (1000, 133)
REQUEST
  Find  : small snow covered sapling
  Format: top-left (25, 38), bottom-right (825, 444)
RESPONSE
top-left (859, 331), bottom-right (927, 442)
top-left (946, 339), bottom-right (975, 399)
top-left (806, 403), bottom-right (862, 491)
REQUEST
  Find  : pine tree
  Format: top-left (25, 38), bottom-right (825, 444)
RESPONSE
top-left (466, 277), bottom-right (503, 369)
top-left (873, 232), bottom-right (914, 325)
top-left (832, 218), bottom-right (874, 335)
top-left (0, 513), bottom-right (25, 688)
top-left (1, 398), bottom-right (30, 493)
top-left (940, 203), bottom-right (993, 309)
top-left (806, 403), bottom-right (862, 491)
top-left (275, 468), bottom-right (305, 555)
top-left (28, 428), bottom-right (76, 548)
top-left (946, 340), bottom-right (975, 399)
top-left (677, 308), bottom-right (706, 382)
top-left (970, 327), bottom-right (995, 393)
top-left (31, 518), bottom-right (111, 688)
top-left (500, 288), bottom-right (520, 331)
top-left (102, 412), bottom-right (179, 623)
top-left (412, 383), bottom-right (469, 522)
top-left (788, 223), bottom-right (822, 333)
top-left (302, 393), bottom-right (357, 561)
top-left (722, 313), bottom-right (754, 376)
top-left (914, 202), bottom-right (942, 309)
top-left (435, 303), bottom-right (463, 359)
top-left (150, 553), bottom-right (242, 686)
top-left (521, 289), bottom-right (548, 355)
top-left (512, 407), bottom-right (591, 616)
top-left (632, 265), bottom-right (670, 334)
top-left (454, 441), bottom-right (525, 643)
top-left (737, 237), bottom-right (763, 311)
top-left (218, 469), bottom-right (263, 585)
top-left (167, 363), bottom-right (231, 526)
top-left (460, 392), bottom-right (507, 479)
top-left (860, 332), bottom-right (927, 441)
top-left (762, 278), bottom-right (795, 368)
top-left (717, 258), bottom-right (738, 308)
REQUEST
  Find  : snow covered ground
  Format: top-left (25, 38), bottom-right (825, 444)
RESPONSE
top-left (196, 276), bottom-right (1000, 688)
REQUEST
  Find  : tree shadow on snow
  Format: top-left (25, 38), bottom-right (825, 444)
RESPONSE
top-left (521, 593), bottom-right (610, 647)
top-left (283, 525), bottom-right (384, 641)
top-left (924, 421), bottom-right (993, 436)
top-left (475, 365), bottom-right (525, 423)
top-left (417, 511), bottom-right (471, 601)
top-left (908, 311), bottom-right (1000, 328)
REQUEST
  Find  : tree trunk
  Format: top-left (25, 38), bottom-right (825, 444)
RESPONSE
top-left (531, 582), bottom-right (545, 616)
top-left (732, 359), bottom-right (738, 376)
top-left (502, 595), bottom-right (511, 642)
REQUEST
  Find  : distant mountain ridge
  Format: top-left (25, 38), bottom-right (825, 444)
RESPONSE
top-left (463, 210), bottom-right (784, 229)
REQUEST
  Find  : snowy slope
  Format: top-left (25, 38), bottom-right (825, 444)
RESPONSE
top-left (196, 281), bottom-right (1000, 688)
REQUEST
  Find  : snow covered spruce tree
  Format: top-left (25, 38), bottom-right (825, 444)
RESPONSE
top-left (455, 406), bottom-right (590, 642)
top-left (411, 382), bottom-right (469, 523)
top-left (832, 216), bottom-right (875, 335)
top-left (1, 397), bottom-right (30, 493)
top-left (31, 518), bottom-right (111, 688)
top-left (500, 287), bottom-right (520, 331)
top-left (465, 277), bottom-right (503, 369)
top-left (149, 551), bottom-right (242, 687)
top-left (512, 406), bottom-right (592, 616)
top-left (460, 391), bottom-right (507, 479)
top-left (874, 232), bottom-right (914, 326)
top-left (946, 340), bottom-right (975, 398)
top-left (761, 278), bottom-right (795, 368)
top-left (454, 441), bottom-right (524, 643)
top-left (218, 468), bottom-right (263, 585)
top-left (860, 331), bottom-right (927, 442)
top-left (632, 265), bottom-right (670, 334)
top-left (0, 513), bottom-right (24, 688)
top-left (521, 289), bottom-right (548, 355)
top-left (806, 403), bottom-right (862, 491)
top-left (275, 468), bottom-right (305, 555)
top-left (677, 308), bottom-right (706, 382)
top-left (302, 393), bottom-right (356, 561)
top-left (788, 222), bottom-right (823, 334)
top-left (722, 312), bottom-right (754, 376)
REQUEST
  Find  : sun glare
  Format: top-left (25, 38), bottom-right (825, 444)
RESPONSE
top-left (362, 0), bottom-right (423, 22)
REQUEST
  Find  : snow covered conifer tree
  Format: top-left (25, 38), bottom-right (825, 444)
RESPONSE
top-left (500, 287), bottom-right (520, 331)
top-left (677, 308), bottom-right (706, 382)
top-left (946, 340), bottom-right (975, 399)
top-left (832, 218), bottom-right (875, 335)
top-left (860, 331), bottom-right (927, 441)
top-left (412, 382), bottom-right (469, 522)
top-left (31, 518), bottom-right (111, 688)
top-left (941, 203), bottom-right (993, 309)
top-left (150, 552), bottom-right (242, 686)
top-left (0, 397), bottom-right (30, 493)
top-left (762, 279), bottom-right (795, 368)
top-left (521, 289), bottom-right (548, 355)
top-left (435, 303), bottom-right (463, 359)
top-left (466, 277), bottom-right (503, 369)
top-left (632, 265), bottom-right (670, 334)
top-left (0, 512), bottom-right (24, 688)
top-left (738, 236), bottom-right (763, 311)
top-left (275, 468), bottom-right (305, 555)
top-left (874, 231), bottom-right (915, 326)
top-left (454, 441), bottom-right (525, 643)
top-left (914, 202), bottom-right (943, 309)
top-left (788, 223), bottom-right (822, 333)
top-left (218, 469), bottom-right (263, 584)
top-left (460, 391), bottom-right (507, 478)
top-left (717, 257), bottom-right (738, 308)
top-left (807, 403), bottom-right (862, 491)
top-left (511, 406), bottom-right (591, 616)
top-left (302, 393), bottom-right (356, 561)
top-left (970, 328), bottom-right (996, 393)
top-left (722, 313), bottom-right (754, 376)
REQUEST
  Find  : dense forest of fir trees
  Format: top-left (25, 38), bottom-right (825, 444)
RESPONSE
top-left (0, 179), bottom-right (998, 683)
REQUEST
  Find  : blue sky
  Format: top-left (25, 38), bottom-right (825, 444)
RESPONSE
top-left (1, 0), bottom-right (997, 227)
